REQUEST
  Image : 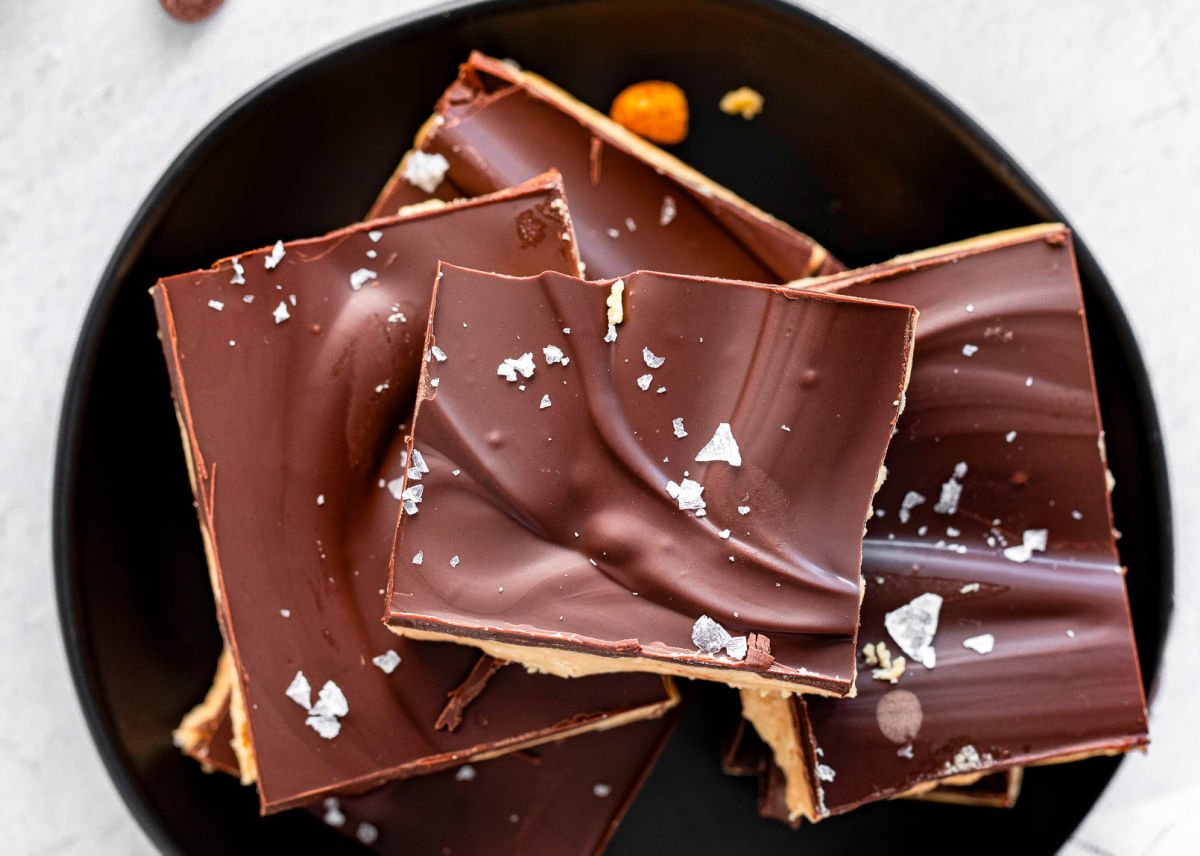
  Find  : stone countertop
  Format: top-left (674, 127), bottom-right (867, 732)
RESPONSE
top-left (1, 1), bottom-right (1195, 853)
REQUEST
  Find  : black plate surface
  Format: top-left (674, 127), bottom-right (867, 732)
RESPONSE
top-left (54, 1), bottom-right (1171, 853)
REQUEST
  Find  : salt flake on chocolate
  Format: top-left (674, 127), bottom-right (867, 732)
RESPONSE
top-left (456, 765), bottom-right (477, 782)
top-left (643, 347), bottom-right (666, 369)
top-left (407, 449), bottom-right (430, 481)
top-left (401, 483), bottom-right (424, 516)
top-left (543, 344), bottom-right (569, 366)
top-left (372, 649), bottom-right (402, 673)
top-left (349, 268), bottom-right (377, 291)
top-left (273, 301), bottom-right (290, 324)
top-left (659, 195), bottom-right (677, 226)
top-left (962, 344), bottom-right (979, 357)
top-left (636, 374), bottom-right (653, 391)
top-left (356, 823), bottom-right (378, 846)
top-left (230, 256), bottom-right (245, 285)
top-left (411, 551), bottom-right (424, 565)
top-left (726, 636), bottom-right (748, 660)
top-left (933, 462), bottom-right (967, 515)
top-left (540, 394), bottom-right (552, 409)
top-left (403, 151), bottom-right (450, 194)
top-left (1003, 528), bottom-right (1048, 563)
top-left (691, 615), bottom-right (732, 654)
top-left (430, 345), bottom-right (448, 363)
top-left (285, 671), bottom-right (312, 710)
top-left (885, 593), bottom-right (943, 670)
top-left (368, 230), bottom-right (383, 242)
top-left (899, 491), bottom-right (925, 524)
top-left (322, 797), bottom-right (345, 827)
top-left (264, 240), bottom-right (285, 269)
top-left (593, 783), bottom-right (613, 798)
top-left (208, 300), bottom-right (224, 311)
top-left (666, 477), bottom-right (706, 511)
top-left (695, 423), bottom-right (742, 467)
top-left (962, 633), bottom-right (995, 655)
top-left (310, 680), bottom-right (349, 719)
top-left (497, 352), bottom-right (536, 382)
top-left (672, 418), bottom-right (688, 438)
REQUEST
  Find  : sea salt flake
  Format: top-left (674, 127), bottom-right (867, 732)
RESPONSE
top-left (305, 713), bottom-right (341, 739)
top-left (604, 323), bottom-right (618, 343)
top-left (322, 798), bottom-right (345, 827)
top-left (666, 477), bottom-right (706, 511)
top-left (450, 555), bottom-right (460, 568)
top-left (593, 783), bottom-right (613, 798)
top-left (230, 257), bottom-right (246, 284)
top-left (885, 592), bottom-right (943, 669)
top-left (401, 483), bottom-right (424, 516)
top-left (899, 491), bottom-right (925, 524)
top-left (243, 294), bottom-right (255, 303)
top-left (942, 745), bottom-right (993, 775)
top-left (403, 151), bottom-right (450, 193)
top-left (264, 240), bottom-right (285, 269)
top-left (672, 418), bottom-right (688, 438)
top-left (962, 344), bottom-right (979, 357)
top-left (606, 227), bottom-right (620, 239)
top-left (781, 424), bottom-right (791, 432)
top-left (316, 494), bottom-right (325, 506)
top-left (310, 680), bottom-right (349, 719)
top-left (817, 764), bottom-right (837, 783)
top-left (656, 386), bottom-right (667, 394)
top-left (1003, 528), bottom-right (1048, 563)
top-left (737, 505), bottom-right (751, 516)
top-left (386, 478), bottom-right (405, 500)
top-left (208, 299), bottom-right (224, 311)
top-left (539, 394), bottom-right (552, 409)
top-left (960, 583), bottom-right (980, 594)
top-left (272, 301), bottom-right (290, 324)
top-left (543, 344), bottom-right (568, 365)
top-left (636, 373), bottom-right (653, 391)
top-left (933, 463), bottom-right (967, 515)
top-left (497, 352), bottom-right (536, 382)
top-left (349, 268), bottom-right (377, 291)
top-left (456, 765), bottom-right (477, 782)
top-left (642, 347), bottom-right (666, 369)
top-left (430, 345), bottom-right (448, 362)
top-left (366, 249), bottom-right (377, 259)
top-left (356, 823), bottom-right (378, 846)
top-left (1072, 509), bottom-right (1083, 520)
top-left (280, 609), bottom-right (291, 618)
top-left (1005, 430), bottom-right (1018, 443)
top-left (368, 229), bottom-right (382, 242)
top-left (285, 671), bottom-right (312, 710)
top-left (725, 636), bottom-right (748, 660)
top-left (411, 551), bottom-right (424, 565)
top-left (946, 526), bottom-right (960, 538)
top-left (691, 615), bottom-right (732, 654)
top-left (659, 195), bottom-right (677, 226)
top-left (718, 529), bottom-right (731, 540)
top-left (962, 633), bottom-right (995, 655)
top-left (695, 423), bottom-right (742, 467)
top-left (372, 650), bottom-right (402, 673)
top-left (1025, 375), bottom-right (1034, 387)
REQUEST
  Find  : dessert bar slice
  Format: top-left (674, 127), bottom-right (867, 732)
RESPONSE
top-left (386, 264), bottom-right (917, 696)
top-left (369, 52), bottom-right (842, 281)
top-left (741, 224), bottom-right (1148, 821)
top-left (153, 173), bottom-right (677, 812)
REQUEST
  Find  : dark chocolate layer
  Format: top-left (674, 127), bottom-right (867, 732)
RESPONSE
top-left (369, 52), bottom-right (842, 281)
top-left (152, 174), bottom-right (675, 812)
top-left (386, 266), bottom-right (917, 694)
top-left (793, 226), bottom-right (1147, 815)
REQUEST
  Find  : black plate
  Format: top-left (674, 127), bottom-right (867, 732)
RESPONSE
top-left (54, 1), bottom-right (1172, 853)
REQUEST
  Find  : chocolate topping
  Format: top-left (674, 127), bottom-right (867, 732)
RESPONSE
top-left (435, 655), bottom-right (507, 732)
top-left (152, 174), bottom-right (675, 812)
top-left (386, 265), bottom-right (917, 695)
top-left (785, 225), bottom-right (1148, 816)
top-left (369, 52), bottom-right (843, 282)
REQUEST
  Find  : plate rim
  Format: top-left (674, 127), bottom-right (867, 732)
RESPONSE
top-left (51, 1), bottom-right (1174, 853)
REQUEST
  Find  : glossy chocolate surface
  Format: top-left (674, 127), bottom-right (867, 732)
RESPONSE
top-left (152, 175), bottom-right (674, 812)
top-left (386, 266), bottom-right (916, 694)
top-left (186, 696), bottom-right (678, 856)
top-left (369, 53), bottom-right (842, 282)
top-left (795, 227), bottom-right (1147, 815)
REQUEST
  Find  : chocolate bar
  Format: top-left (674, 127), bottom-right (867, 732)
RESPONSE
top-left (178, 656), bottom-right (680, 855)
top-left (385, 265), bottom-right (917, 696)
top-left (369, 52), bottom-right (842, 281)
top-left (742, 225), bottom-right (1148, 821)
top-left (153, 173), bottom-right (677, 812)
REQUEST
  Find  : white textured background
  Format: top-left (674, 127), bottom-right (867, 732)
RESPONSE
top-left (1, 1), bottom-right (1196, 853)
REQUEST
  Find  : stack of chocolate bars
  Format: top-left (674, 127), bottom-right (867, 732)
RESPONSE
top-left (156, 52), bottom-right (1148, 852)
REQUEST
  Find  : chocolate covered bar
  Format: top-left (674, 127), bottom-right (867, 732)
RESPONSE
top-left (177, 663), bottom-right (679, 855)
top-left (152, 174), bottom-right (677, 813)
top-left (385, 265), bottom-right (917, 696)
top-left (369, 52), bottom-right (842, 281)
top-left (742, 224), bottom-right (1148, 821)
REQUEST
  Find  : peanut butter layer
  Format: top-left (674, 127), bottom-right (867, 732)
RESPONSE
top-left (369, 52), bottom-right (842, 281)
top-left (385, 265), bottom-right (917, 696)
top-left (750, 224), bottom-right (1148, 819)
top-left (152, 174), bottom-right (677, 813)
